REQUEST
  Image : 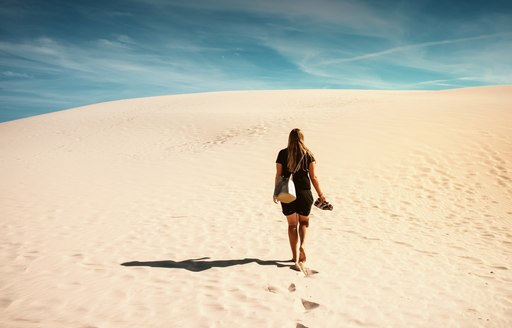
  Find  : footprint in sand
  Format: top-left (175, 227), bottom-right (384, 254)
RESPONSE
top-left (0, 298), bottom-right (13, 309)
top-left (266, 285), bottom-right (278, 293)
top-left (301, 298), bottom-right (320, 311)
top-left (296, 323), bottom-right (309, 328)
top-left (288, 283), bottom-right (296, 292)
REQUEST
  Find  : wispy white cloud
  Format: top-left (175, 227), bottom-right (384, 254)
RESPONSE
top-left (413, 79), bottom-right (459, 87)
top-left (257, 28), bottom-right (512, 89)
top-left (134, 0), bottom-right (407, 39)
top-left (0, 38), bottom-right (94, 73)
top-left (0, 35), bottom-right (278, 106)
top-left (97, 35), bottom-right (138, 49)
top-left (318, 32), bottom-right (512, 65)
top-left (2, 71), bottom-right (32, 78)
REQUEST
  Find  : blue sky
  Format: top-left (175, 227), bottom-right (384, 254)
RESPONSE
top-left (1, 0), bottom-right (511, 122)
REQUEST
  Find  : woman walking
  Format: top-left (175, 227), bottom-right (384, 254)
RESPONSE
top-left (274, 128), bottom-right (327, 271)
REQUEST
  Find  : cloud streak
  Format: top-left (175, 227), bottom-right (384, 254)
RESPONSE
top-left (318, 32), bottom-right (512, 65)
top-left (2, 71), bottom-right (32, 78)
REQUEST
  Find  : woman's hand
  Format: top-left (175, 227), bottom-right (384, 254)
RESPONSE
top-left (318, 194), bottom-right (326, 202)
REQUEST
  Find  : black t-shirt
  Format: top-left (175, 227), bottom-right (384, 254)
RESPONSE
top-left (276, 148), bottom-right (315, 190)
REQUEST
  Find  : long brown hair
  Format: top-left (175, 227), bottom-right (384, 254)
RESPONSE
top-left (287, 128), bottom-right (313, 172)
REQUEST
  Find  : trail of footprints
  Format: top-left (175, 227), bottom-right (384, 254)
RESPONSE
top-left (266, 276), bottom-right (320, 328)
top-left (166, 123), bottom-right (268, 153)
top-left (479, 144), bottom-right (511, 195)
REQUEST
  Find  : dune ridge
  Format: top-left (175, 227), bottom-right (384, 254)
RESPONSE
top-left (1, 87), bottom-right (511, 327)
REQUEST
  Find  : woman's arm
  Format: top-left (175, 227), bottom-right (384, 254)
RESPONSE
top-left (275, 163), bottom-right (283, 183)
top-left (273, 163), bottom-right (283, 203)
top-left (309, 161), bottom-right (326, 202)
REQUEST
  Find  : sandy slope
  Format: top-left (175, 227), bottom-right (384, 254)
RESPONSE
top-left (0, 87), bottom-right (511, 327)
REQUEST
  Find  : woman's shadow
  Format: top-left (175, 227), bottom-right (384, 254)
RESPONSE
top-left (121, 257), bottom-right (290, 272)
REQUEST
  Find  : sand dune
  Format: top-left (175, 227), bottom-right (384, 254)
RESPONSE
top-left (1, 87), bottom-right (511, 327)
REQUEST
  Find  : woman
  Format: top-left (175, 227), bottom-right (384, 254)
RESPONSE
top-left (274, 128), bottom-right (326, 270)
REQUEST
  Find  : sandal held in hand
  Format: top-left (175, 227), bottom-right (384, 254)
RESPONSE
top-left (314, 198), bottom-right (333, 211)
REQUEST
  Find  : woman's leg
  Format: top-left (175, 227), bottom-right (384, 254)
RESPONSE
top-left (286, 213), bottom-right (299, 262)
top-left (298, 215), bottom-right (309, 263)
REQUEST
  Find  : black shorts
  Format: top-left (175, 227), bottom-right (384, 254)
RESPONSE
top-left (280, 189), bottom-right (314, 216)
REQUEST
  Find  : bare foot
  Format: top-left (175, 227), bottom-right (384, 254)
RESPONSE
top-left (291, 262), bottom-right (309, 276)
top-left (298, 261), bottom-right (306, 273)
top-left (299, 247), bottom-right (307, 263)
top-left (298, 262), bottom-right (319, 277)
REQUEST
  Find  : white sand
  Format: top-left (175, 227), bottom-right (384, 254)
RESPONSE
top-left (0, 87), bottom-right (511, 327)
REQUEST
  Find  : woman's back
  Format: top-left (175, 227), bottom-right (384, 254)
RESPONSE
top-left (275, 148), bottom-right (315, 190)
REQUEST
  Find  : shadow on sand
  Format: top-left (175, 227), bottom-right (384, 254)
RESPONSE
top-left (121, 257), bottom-right (291, 272)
